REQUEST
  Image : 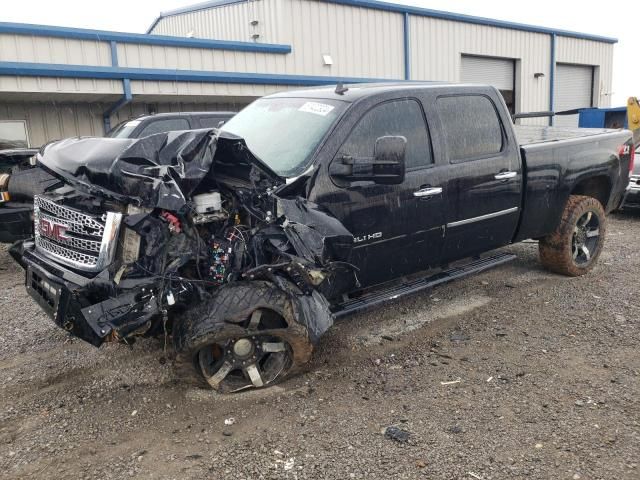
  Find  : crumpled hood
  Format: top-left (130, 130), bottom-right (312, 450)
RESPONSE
top-left (38, 129), bottom-right (282, 211)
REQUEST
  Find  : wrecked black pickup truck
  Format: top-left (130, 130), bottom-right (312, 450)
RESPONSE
top-left (10, 83), bottom-right (634, 392)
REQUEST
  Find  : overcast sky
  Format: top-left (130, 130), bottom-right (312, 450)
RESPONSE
top-left (3, 0), bottom-right (637, 105)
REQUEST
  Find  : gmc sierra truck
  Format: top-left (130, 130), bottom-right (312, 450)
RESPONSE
top-left (9, 83), bottom-right (634, 393)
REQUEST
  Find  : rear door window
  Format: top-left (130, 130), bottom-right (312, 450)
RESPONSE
top-left (138, 118), bottom-right (190, 137)
top-left (436, 95), bottom-right (504, 162)
top-left (339, 99), bottom-right (432, 170)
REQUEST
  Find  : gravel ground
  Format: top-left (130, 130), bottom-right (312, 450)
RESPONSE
top-left (1, 212), bottom-right (639, 480)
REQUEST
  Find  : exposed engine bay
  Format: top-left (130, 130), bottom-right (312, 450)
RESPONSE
top-left (11, 129), bottom-right (355, 392)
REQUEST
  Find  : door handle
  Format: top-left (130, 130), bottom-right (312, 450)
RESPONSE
top-left (413, 187), bottom-right (443, 198)
top-left (494, 171), bottom-right (517, 180)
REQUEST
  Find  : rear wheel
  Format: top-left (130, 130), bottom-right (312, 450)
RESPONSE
top-left (539, 195), bottom-right (606, 276)
top-left (173, 282), bottom-right (313, 393)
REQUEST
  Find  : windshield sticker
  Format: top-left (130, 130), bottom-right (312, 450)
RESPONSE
top-left (298, 102), bottom-right (335, 117)
top-left (125, 120), bottom-right (142, 127)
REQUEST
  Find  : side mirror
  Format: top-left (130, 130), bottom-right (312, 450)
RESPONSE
top-left (330, 135), bottom-right (406, 185)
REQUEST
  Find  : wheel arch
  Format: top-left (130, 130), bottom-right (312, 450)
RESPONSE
top-left (569, 174), bottom-right (612, 210)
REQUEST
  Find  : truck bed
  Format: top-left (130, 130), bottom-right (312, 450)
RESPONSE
top-left (513, 124), bottom-right (631, 244)
top-left (514, 125), bottom-right (621, 146)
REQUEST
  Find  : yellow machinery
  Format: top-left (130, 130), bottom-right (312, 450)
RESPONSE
top-left (627, 97), bottom-right (640, 147)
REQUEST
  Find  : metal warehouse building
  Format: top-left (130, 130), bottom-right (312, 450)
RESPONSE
top-left (0, 0), bottom-right (616, 148)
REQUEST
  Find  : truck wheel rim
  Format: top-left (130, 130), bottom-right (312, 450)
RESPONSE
top-left (571, 211), bottom-right (600, 266)
top-left (197, 309), bottom-right (293, 392)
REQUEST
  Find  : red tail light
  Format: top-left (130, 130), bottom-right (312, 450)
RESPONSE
top-left (619, 144), bottom-right (635, 172)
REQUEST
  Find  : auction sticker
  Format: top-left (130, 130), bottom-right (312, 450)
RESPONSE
top-left (298, 102), bottom-right (335, 116)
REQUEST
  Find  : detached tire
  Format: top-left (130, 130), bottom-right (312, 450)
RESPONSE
top-left (539, 195), bottom-right (607, 276)
top-left (172, 281), bottom-right (314, 393)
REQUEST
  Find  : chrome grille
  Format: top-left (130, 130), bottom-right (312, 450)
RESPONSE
top-left (36, 237), bottom-right (102, 268)
top-left (34, 195), bottom-right (122, 272)
top-left (37, 212), bottom-right (102, 253)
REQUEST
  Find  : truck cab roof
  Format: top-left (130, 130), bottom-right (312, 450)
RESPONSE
top-left (266, 82), bottom-right (474, 102)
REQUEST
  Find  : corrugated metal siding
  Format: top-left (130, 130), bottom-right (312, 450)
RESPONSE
top-left (151, 0), bottom-right (404, 78)
top-left (0, 102), bottom-right (105, 146)
top-left (0, 76), bottom-right (122, 97)
top-left (151, 0), bottom-right (283, 44)
top-left (461, 56), bottom-right (514, 90)
top-left (554, 64), bottom-right (593, 127)
top-left (129, 80), bottom-right (291, 98)
top-left (0, 34), bottom-right (111, 66)
top-left (556, 37), bottom-right (613, 108)
top-left (409, 16), bottom-right (552, 125)
top-left (278, 0), bottom-right (404, 78)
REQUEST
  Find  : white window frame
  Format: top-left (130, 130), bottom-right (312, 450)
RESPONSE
top-left (0, 120), bottom-right (30, 148)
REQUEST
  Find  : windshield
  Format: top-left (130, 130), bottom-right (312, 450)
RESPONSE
top-left (221, 97), bottom-right (347, 177)
top-left (106, 120), bottom-right (142, 139)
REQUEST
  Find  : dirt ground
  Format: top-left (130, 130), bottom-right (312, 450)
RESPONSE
top-left (1, 212), bottom-right (639, 480)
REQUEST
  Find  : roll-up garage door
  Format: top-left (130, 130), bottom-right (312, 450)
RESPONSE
top-left (554, 64), bottom-right (594, 127)
top-left (461, 55), bottom-right (515, 113)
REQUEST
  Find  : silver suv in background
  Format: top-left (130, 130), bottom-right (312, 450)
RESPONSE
top-left (622, 146), bottom-right (640, 209)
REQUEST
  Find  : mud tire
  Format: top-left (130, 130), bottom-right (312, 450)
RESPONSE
top-left (539, 195), bottom-right (607, 277)
top-left (172, 281), bottom-right (313, 391)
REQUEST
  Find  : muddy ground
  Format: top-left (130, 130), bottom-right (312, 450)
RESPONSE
top-left (1, 212), bottom-right (639, 480)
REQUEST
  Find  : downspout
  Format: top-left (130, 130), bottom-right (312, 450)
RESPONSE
top-left (103, 40), bottom-right (133, 134)
top-left (549, 33), bottom-right (556, 126)
top-left (403, 13), bottom-right (410, 80)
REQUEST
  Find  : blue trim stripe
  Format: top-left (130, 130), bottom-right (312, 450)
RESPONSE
top-left (109, 41), bottom-right (119, 67)
top-left (0, 61), bottom-right (388, 86)
top-left (549, 34), bottom-right (556, 126)
top-left (123, 78), bottom-right (133, 100)
top-left (403, 13), bottom-right (410, 80)
top-left (0, 22), bottom-right (292, 54)
top-left (323, 0), bottom-right (618, 44)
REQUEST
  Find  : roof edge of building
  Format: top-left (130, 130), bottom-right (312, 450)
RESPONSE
top-left (147, 0), bottom-right (245, 34)
top-left (146, 0), bottom-right (618, 44)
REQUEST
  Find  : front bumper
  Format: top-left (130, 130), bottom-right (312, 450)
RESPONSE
top-left (15, 241), bottom-right (162, 347)
top-left (621, 177), bottom-right (640, 209)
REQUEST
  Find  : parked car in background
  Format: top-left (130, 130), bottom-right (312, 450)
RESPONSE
top-left (621, 146), bottom-right (640, 209)
top-left (0, 111), bottom-right (236, 243)
top-left (0, 148), bottom-right (44, 243)
top-left (106, 111), bottom-right (235, 139)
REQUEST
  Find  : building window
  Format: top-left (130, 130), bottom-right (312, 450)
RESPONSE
top-left (0, 121), bottom-right (30, 149)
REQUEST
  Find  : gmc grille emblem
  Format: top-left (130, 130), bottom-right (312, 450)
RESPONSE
top-left (39, 218), bottom-right (69, 241)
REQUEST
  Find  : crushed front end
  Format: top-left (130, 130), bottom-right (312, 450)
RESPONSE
top-left (11, 130), bottom-right (355, 390)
